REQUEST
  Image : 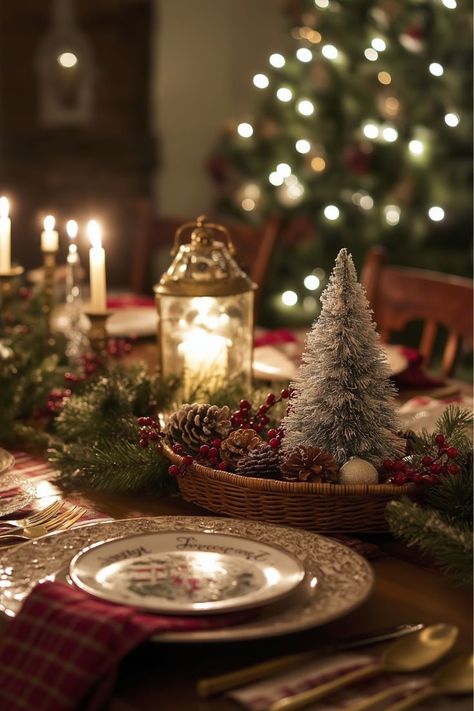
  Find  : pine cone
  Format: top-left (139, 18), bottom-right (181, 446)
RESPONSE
top-left (235, 442), bottom-right (280, 479)
top-left (220, 429), bottom-right (263, 468)
top-left (167, 403), bottom-right (231, 453)
top-left (280, 446), bottom-right (338, 483)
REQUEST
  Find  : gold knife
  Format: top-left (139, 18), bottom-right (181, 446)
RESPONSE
top-left (197, 623), bottom-right (424, 698)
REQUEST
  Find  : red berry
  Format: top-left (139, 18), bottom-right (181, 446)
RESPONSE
top-left (266, 393), bottom-right (276, 405)
top-left (412, 473), bottom-right (424, 485)
top-left (448, 463), bottom-right (460, 475)
top-left (269, 438), bottom-right (280, 449)
top-left (232, 413), bottom-right (242, 425)
top-left (394, 460), bottom-right (407, 471)
top-left (434, 433), bottom-right (446, 446)
top-left (431, 463), bottom-right (443, 474)
top-left (422, 455), bottom-right (434, 467)
top-left (254, 424), bottom-right (263, 433)
top-left (211, 439), bottom-right (222, 448)
top-left (148, 431), bottom-right (160, 441)
top-left (383, 459), bottom-right (395, 469)
top-left (208, 447), bottom-right (218, 459)
top-left (446, 447), bottom-right (459, 459)
top-left (137, 416), bottom-right (152, 426)
top-left (218, 461), bottom-right (228, 471)
top-left (183, 455), bottom-right (193, 466)
top-left (260, 415), bottom-right (270, 425)
top-left (280, 388), bottom-right (290, 399)
top-left (239, 399), bottom-right (251, 411)
top-left (267, 428), bottom-right (278, 439)
top-left (426, 474), bottom-right (439, 485)
top-left (168, 465), bottom-right (180, 476)
top-left (257, 404), bottom-right (269, 415)
top-left (172, 443), bottom-right (183, 454)
top-left (394, 473), bottom-right (408, 485)
top-left (139, 438), bottom-right (148, 448)
top-left (199, 444), bottom-right (210, 456)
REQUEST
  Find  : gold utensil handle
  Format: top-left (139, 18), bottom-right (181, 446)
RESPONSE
top-left (382, 687), bottom-right (434, 711)
top-left (339, 681), bottom-right (427, 711)
top-left (269, 663), bottom-right (380, 711)
top-left (197, 651), bottom-right (317, 698)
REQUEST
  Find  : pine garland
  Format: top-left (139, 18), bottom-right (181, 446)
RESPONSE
top-left (386, 500), bottom-right (473, 587)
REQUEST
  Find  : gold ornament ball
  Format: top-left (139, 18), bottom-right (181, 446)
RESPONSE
top-left (339, 457), bottom-right (379, 484)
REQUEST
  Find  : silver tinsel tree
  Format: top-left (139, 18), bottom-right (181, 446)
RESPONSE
top-left (281, 249), bottom-right (403, 466)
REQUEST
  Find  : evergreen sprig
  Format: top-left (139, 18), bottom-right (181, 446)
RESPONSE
top-left (386, 499), bottom-right (473, 587)
top-left (411, 406), bottom-right (473, 460)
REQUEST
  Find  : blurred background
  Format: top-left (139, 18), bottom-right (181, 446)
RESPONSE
top-left (0, 0), bottom-right (472, 327)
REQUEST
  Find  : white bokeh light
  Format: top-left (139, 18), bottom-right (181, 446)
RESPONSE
top-left (371, 38), bottom-right (386, 51)
top-left (296, 48), bottom-right (313, 63)
top-left (384, 205), bottom-right (401, 226)
top-left (444, 112), bottom-right (460, 127)
top-left (269, 172), bottom-right (284, 186)
top-left (408, 139), bottom-right (424, 155)
top-left (269, 53), bottom-right (285, 68)
top-left (324, 205), bottom-right (340, 221)
top-left (297, 99), bottom-right (315, 116)
top-left (253, 73), bottom-right (269, 89)
top-left (58, 52), bottom-right (78, 68)
top-left (237, 122), bottom-right (253, 138)
top-left (359, 195), bottom-right (374, 210)
top-left (304, 274), bottom-right (321, 290)
top-left (382, 126), bottom-right (398, 142)
top-left (276, 87), bottom-right (293, 102)
top-left (442, 0), bottom-right (457, 8)
top-left (364, 48), bottom-right (378, 61)
top-left (281, 290), bottom-right (298, 306)
top-left (314, 0), bottom-right (329, 7)
top-left (276, 163), bottom-right (292, 177)
top-left (295, 139), bottom-right (311, 154)
top-left (428, 206), bottom-right (445, 222)
top-left (363, 122), bottom-right (379, 139)
top-left (322, 44), bottom-right (338, 60)
top-left (429, 62), bottom-right (444, 76)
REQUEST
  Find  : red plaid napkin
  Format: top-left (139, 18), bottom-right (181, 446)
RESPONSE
top-left (0, 581), bottom-right (250, 711)
top-left (392, 347), bottom-right (445, 390)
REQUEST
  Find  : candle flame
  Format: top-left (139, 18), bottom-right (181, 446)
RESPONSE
top-left (44, 215), bottom-right (55, 231)
top-left (66, 219), bottom-right (78, 239)
top-left (0, 197), bottom-right (9, 219)
top-left (87, 220), bottom-right (102, 249)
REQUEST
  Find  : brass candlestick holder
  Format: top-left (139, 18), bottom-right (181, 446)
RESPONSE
top-left (84, 309), bottom-right (113, 358)
top-left (0, 266), bottom-right (24, 335)
top-left (42, 250), bottom-right (57, 348)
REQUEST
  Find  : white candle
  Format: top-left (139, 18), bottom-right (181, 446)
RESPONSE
top-left (181, 328), bottom-right (228, 399)
top-left (41, 215), bottom-right (59, 252)
top-left (87, 220), bottom-right (107, 312)
top-left (0, 197), bottom-right (11, 272)
top-left (66, 219), bottom-right (78, 242)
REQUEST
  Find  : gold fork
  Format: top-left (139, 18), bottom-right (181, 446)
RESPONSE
top-left (0, 500), bottom-right (63, 531)
top-left (0, 506), bottom-right (86, 541)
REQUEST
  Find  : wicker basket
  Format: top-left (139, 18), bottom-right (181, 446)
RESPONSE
top-left (163, 442), bottom-right (416, 533)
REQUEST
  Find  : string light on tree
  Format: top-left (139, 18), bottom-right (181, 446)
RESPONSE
top-left (444, 112), bottom-right (460, 127)
top-left (322, 44), bottom-right (338, 60)
top-left (384, 205), bottom-right (401, 226)
top-left (276, 87), bottom-right (293, 102)
top-left (281, 290), bottom-right (298, 306)
top-left (295, 139), bottom-right (311, 153)
top-left (297, 99), bottom-right (315, 116)
top-left (296, 48), bottom-right (312, 63)
top-left (428, 206), bottom-right (445, 222)
top-left (237, 122), bottom-right (253, 138)
top-left (269, 53), bottom-right (285, 68)
top-left (253, 73), bottom-right (269, 89)
top-left (429, 62), bottom-right (444, 76)
top-left (324, 205), bottom-right (340, 221)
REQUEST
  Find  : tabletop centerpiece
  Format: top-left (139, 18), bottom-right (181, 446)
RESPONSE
top-left (162, 249), bottom-right (418, 533)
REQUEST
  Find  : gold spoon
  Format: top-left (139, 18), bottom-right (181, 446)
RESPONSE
top-left (270, 624), bottom-right (458, 711)
top-left (379, 654), bottom-right (473, 711)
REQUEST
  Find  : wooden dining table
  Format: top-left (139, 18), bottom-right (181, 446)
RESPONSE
top-left (0, 341), bottom-right (472, 711)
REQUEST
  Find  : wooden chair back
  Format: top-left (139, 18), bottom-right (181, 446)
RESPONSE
top-left (361, 246), bottom-right (473, 377)
top-left (130, 200), bottom-right (279, 312)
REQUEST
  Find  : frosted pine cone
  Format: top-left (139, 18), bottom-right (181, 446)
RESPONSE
top-left (167, 403), bottom-right (231, 453)
top-left (235, 442), bottom-right (280, 479)
top-left (280, 446), bottom-right (338, 483)
top-left (220, 429), bottom-right (263, 468)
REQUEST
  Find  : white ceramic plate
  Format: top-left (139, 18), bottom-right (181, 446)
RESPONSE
top-left (383, 344), bottom-right (409, 376)
top-left (0, 473), bottom-right (36, 517)
top-left (51, 305), bottom-right (158, 339)
top-left (69, 531), bottom-right (305, 615)
top-left (0, 516), bottom-right (373, 642)
top-left (0, 448), bottom-right (15, 475)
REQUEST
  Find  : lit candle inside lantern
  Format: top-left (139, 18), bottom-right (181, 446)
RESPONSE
top-left (87, 220), bottom-right (106, 312)
top-left (180, 328), bottom-right (228, 399)
top-left (0, 197), bottom-right (11, 272)
top-left (66, 219), bottom-right (78, 242)
top-left (41, 215), bottom-right (59, 252)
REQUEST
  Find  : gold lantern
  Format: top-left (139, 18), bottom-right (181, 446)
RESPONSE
top-left (154, 216), bottom-right (256, 400)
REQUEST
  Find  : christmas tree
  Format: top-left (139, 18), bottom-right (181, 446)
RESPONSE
top-left (281, 248), bottom-right (403, 466)
top-left (209, 0), bottom-right (472, 325)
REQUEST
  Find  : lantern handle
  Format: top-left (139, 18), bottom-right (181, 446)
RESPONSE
top-left (171, 215), bottom-right (236, 257)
